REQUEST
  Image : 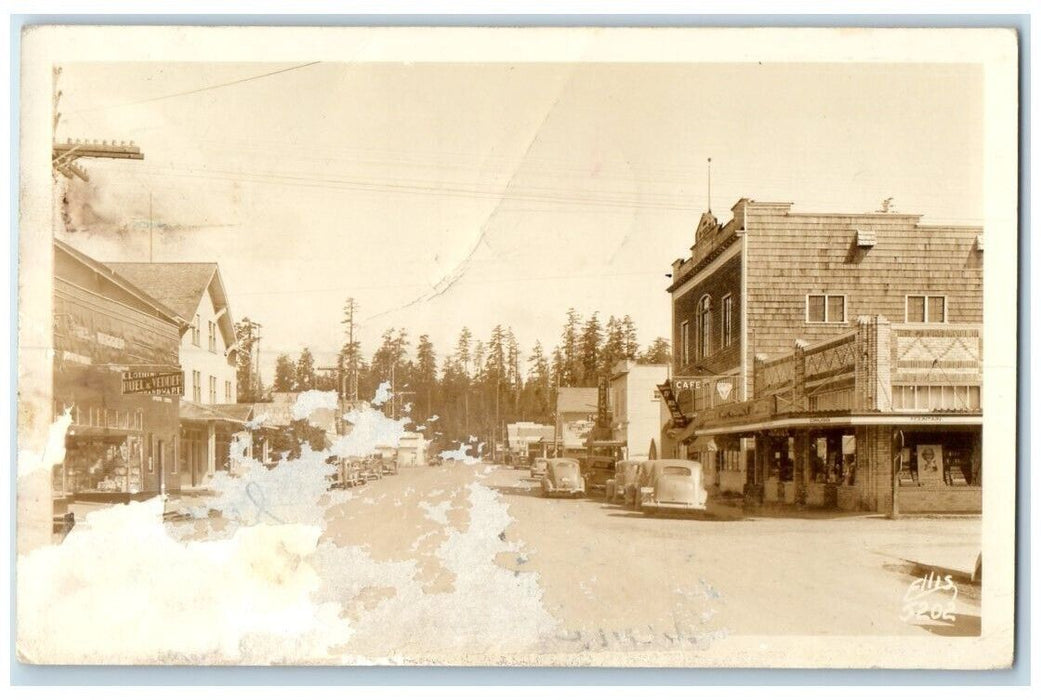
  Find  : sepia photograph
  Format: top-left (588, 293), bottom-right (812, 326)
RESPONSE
top-left (14, 24), bottom-right (1020, 670)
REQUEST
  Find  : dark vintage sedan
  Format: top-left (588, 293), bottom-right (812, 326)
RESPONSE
top-left (540, 458), bottom-right (586, 498)
top-left (530, 457), bottom-right (550, 479)
top-left (605, 459), bottom-right (643, 504)
top-left (635, 460), bottom-right (707, 515)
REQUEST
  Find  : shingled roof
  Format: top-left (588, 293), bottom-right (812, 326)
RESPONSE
top-left (105, 262), bottom-right (236, 348)
top-left (556, 387), bottom-right (599, 414)
top-left (105, 263), bottom-right (218, 320)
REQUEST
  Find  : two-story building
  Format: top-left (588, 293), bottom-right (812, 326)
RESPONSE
top-left (609, 360), bottom-right (668, 461)
top-left (663, 198), bottom-right (983, 513)
top-left (53, 240), bottom-right (185, 501)
top-left (106, 262), bottom-right (244, 488)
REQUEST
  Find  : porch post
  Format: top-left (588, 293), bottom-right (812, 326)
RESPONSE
top-left (207, 421), bottom-right (217, 474)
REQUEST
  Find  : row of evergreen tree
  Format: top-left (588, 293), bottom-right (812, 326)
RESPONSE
top-left (235, 308), bottom-right (670, 450)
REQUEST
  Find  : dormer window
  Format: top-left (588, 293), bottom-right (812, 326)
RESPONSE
top-left (855, 229), bottom-right (877, 248)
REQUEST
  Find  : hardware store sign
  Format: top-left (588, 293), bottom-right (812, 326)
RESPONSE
top-left (122, 371), bottom-right (184, 395)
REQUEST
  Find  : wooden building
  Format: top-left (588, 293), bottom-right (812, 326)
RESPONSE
top-left (663, 199), bottom-right (983, 513)
top-left (53, 239), bottom-right (185, 500)
top-left (106, 261), bottom-right (242, 489)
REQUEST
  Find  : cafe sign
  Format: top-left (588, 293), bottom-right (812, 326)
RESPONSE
top-left (122, 370), bottom-right (184, 396)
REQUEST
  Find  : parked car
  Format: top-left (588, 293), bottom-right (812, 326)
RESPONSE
top-left (381, 456), bottom-right (399, 476)
top-left (530, 457), bottom-right (550, 479)
top-left (606, 459), bottom-right (643, 504)
top-left (580, 440), bottom-right (626, 494)
top-left (635, 459), bottom-right (707, 515)
top-left (540, 458), bottom-right (586, 498)
top-left (359, 457), bottom-right (383, 482)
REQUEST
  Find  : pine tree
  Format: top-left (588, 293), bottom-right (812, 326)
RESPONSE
top-left (527, 340), bottom-right (552, 421)
top-left (559, 308), bottom-right (582, 386)
top-left (233, 318), bottom-right (259, 402)
top-left (640, 337), bottom-right (672, 364)
top-left (273, 353), bottom-right (296, 393)
top-left (578, 312), bottom-right (603, 386)
top-left (455, 327), bottom-right (473, 379)
top-left (295, 348), bottom-right (316, 391)
top-left (599, 315), bottom-right (626, 378)
top-left (416, 334), bottom-right (438, 419)
top-left (621, 315), bottom-right (640, 359)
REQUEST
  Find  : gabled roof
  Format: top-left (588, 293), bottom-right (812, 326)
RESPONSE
top-left (556, 387), bottom-right (599, 414)
top-left (105, 262), bottom-right (237, 349)
top-left (105, 262), bottom-right (217, 320)
top-left (54, 239), bottom-right (185, 326)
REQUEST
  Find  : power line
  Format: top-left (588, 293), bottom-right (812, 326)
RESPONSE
top-left (68, 62), bottom-right (322, 114)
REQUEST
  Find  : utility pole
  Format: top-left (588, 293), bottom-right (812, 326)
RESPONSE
top-left (252, 321), bottom-right (262, 401)
top-left (52, 66), bottom-right (145, 181)
top-left (341, 298), bottom-right (359, 403)
top-left (149, 193), bottom-right (154, 263)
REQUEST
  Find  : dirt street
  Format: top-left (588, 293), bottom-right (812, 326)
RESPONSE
top-left (317, 462), bottom-right (981, 662)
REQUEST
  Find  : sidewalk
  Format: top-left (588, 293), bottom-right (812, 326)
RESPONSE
top-left (874, 541), bottom-right (982, 581)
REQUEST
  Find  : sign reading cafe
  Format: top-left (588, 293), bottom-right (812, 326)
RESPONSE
top-left (673, 376), bottom-right (735, 400)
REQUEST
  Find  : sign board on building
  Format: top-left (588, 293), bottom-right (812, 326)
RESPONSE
top-left (656, 381), bottom-right (688, 428)
top-left (561, 419), bottom-right (596, 449)
top-left (121, 370), bottom-right (184, 396)
top-left (597, 376), bottom-right (609, 427)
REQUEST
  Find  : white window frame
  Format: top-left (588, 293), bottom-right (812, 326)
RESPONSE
top-left (192, 315), bottom-right (201, 346)
top-left (208, 321), bottom-right (217, 353)
top-left (697, 295), bottom-right (712, 358)
top-left (905, 294), bottom-right (948, 324)
top-left (805, 293), bottom-right (847, 324)
top-left (225, 380), bottom-right (232, 402)
top-left (721, 294), bottom-right (733, 347)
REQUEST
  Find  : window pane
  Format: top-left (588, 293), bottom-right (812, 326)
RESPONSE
top-left (968, 386), bottom-right (981, 410)
top-left (808, 295), bottom-right (825, 322)
top-left (907, 296), bottom-right (925, 322)
top-left (928, 296), bottom-right (945, 323)
top-left (827, 295), bottom-right (845, 322)
top-left (929, 386), bottom-right (944, 410)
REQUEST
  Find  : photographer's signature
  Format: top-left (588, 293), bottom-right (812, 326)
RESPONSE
top-left (900, 571), bottom-right (957, 623)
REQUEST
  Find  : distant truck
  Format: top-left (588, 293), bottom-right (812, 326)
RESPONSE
top-left (580, 439), bottom-right (626, 494)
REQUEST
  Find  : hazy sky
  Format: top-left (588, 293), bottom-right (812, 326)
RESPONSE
top-left (54, 61), bottom-right (983, 379)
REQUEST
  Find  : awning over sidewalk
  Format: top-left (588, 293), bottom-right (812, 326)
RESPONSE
top-left (180, 401), bottom-right (250, 426)
top-left (695, 411), bottom-right (983, 436)
top-left (688, 434), bottom-right (742, 452)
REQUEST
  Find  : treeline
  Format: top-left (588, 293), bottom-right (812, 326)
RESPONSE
top-left (235, 308), bottom-right (670, 450)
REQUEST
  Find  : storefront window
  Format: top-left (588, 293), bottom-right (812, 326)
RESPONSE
top-left (62, 436), bottom-right (143, 494)
top-left (896, 431), bottom-right (980, 487)
top-left (810, 432), bottom-right (856, 485)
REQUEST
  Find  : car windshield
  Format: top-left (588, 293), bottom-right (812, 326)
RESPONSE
top-left (662, 466), bottom-right (691, 476)
top-left (551, 461), bottom-right (579, 476)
